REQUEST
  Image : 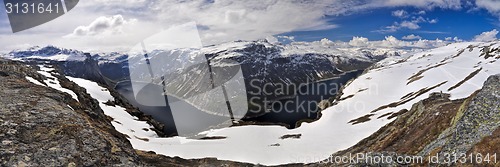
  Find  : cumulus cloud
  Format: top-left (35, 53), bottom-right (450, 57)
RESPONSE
top-left (473, 29), bottom-right (498, 42)
top-left (296, 36), bottom-right (450, 51)
top-left (375, 36), bottom-right (448, 48)
top-left (349, 37), bottom-right (370, 47)
top-left (392, 10), bottom-right (408, 18)
top-left (475, 0), bottom-right (500, 16)
top-left (444, 36), bottom-right (463, 42)
top-left (402, 34), bottom-right (422, 40)
top-left (417, 10), bottom-right (427, 15)
top-left (69, 15), bottom-right (134, 36)
top-left (277, 35), bottom-right (296, 42)
top-left (377, 16), bottom-right (438, 33)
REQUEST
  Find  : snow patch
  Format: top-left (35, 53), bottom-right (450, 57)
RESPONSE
top-left (67, 77), bottom-right (159, 147)
top-left (36, 66), bottom-right (79, 101)
top-left (25, 76), bottom-right (45, 87)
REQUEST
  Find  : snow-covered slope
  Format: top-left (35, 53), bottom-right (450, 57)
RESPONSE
top-left (66, 77), bottom-right (159, 145)
top-left (33, 65), bottom-right (79, 101)
top-left (97, 41), bottom-right (500, 165)
top-left (27, 64), bottom-right (162, 152)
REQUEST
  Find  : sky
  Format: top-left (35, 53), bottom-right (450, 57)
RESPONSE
top-left (0, 0), bottom-right (499, 52)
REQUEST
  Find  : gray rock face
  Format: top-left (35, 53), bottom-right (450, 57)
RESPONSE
top-left (447, 74), bottom-right (500, 151)
top-left (420, 74), bottom-right (500, 159)
top-left (0, 59), bottom-right (144, 166)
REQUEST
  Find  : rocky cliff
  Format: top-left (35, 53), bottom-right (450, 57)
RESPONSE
top-left (0, 58), bottom-right (252, 166)
top-left (0, 58), bottom-right (145, 166)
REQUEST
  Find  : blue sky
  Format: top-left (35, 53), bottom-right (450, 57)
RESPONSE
top-left (282, 6), bottom-right (499, 42)
top-left (0, 0), bottom-right (500, 51)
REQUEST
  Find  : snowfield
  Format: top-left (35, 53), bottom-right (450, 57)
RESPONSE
top-left (35, 65), bottom-right (79, 101)
top-left (25, 76), bottom-right (45, 87)
top-left (66, 77), bottom-right (159, 146)
top-left (67, 41), bottom-right (500, 165)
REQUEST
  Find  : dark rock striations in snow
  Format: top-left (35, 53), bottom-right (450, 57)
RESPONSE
top-left (315, 74), bottom-right (500, 166)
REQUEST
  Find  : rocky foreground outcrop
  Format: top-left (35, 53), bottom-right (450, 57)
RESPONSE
top-left (0, 59), bottom-right (253, 166)
top-left (313, 74), bottom-right (500, 166)
top-left (0, 59), bottom-right (144, 166)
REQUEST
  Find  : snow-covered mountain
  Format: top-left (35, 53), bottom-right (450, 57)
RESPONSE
top-left (126, 40), bottom-right (401, 92)
top-left (1, 41), bottom-right (396, 86)
top-left (0, 39), bottom-right (449, 126)
top-left (3, 40), bottom-right (406, 119)
top-left (3, 46), bottom-right (88, 61)
top-left (0, 41), bottom-right (408, 133)
top-left (102, 41), bottom-right (499, 165)
top-left (121, 39), bottom-right (406, 120)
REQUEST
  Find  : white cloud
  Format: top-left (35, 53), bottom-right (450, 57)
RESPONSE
top-left (417, 10), bottom-right (427, 15)
top-left (444, 36), bottom-right (463, 42)
top-left (349, 36), bottom-right (370, 47)
top-left (324, 0), bottom-right (464, 16)
top-left (67, 15), bottom-right (135, 37)
top-left (377, 0), bottom-right (463, 9)
top-left (377, 16), bottom-right (438, 33)
top-left (473, 29), bottom-right (498, 42)
top-left (1, 0), bottom-right (500, 52)
top-left (277, 35), bottom-right (296, 42)
top-left (453, 37), bottom-right (463, 42)
top-left (392, 10), bottom-right (408, 18)
top-left (148, 0), bottom-right (339, 45)
top-left (378, 36), bottom-right (450, 49)
top-left (402, 34), bottom-right (422, 40)
top-left (301, 36), bottom-right (451, 50)
top-left (400, 21), bottom-right (421, 29)
top-left (475, 0), bottom-right (500, 16)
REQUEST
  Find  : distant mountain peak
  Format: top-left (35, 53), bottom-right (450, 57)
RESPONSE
top-left (5, 45), bottom-right (87, 61)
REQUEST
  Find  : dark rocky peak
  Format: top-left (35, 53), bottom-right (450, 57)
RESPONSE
top-left (84, 52), bottom-right (92, 59)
